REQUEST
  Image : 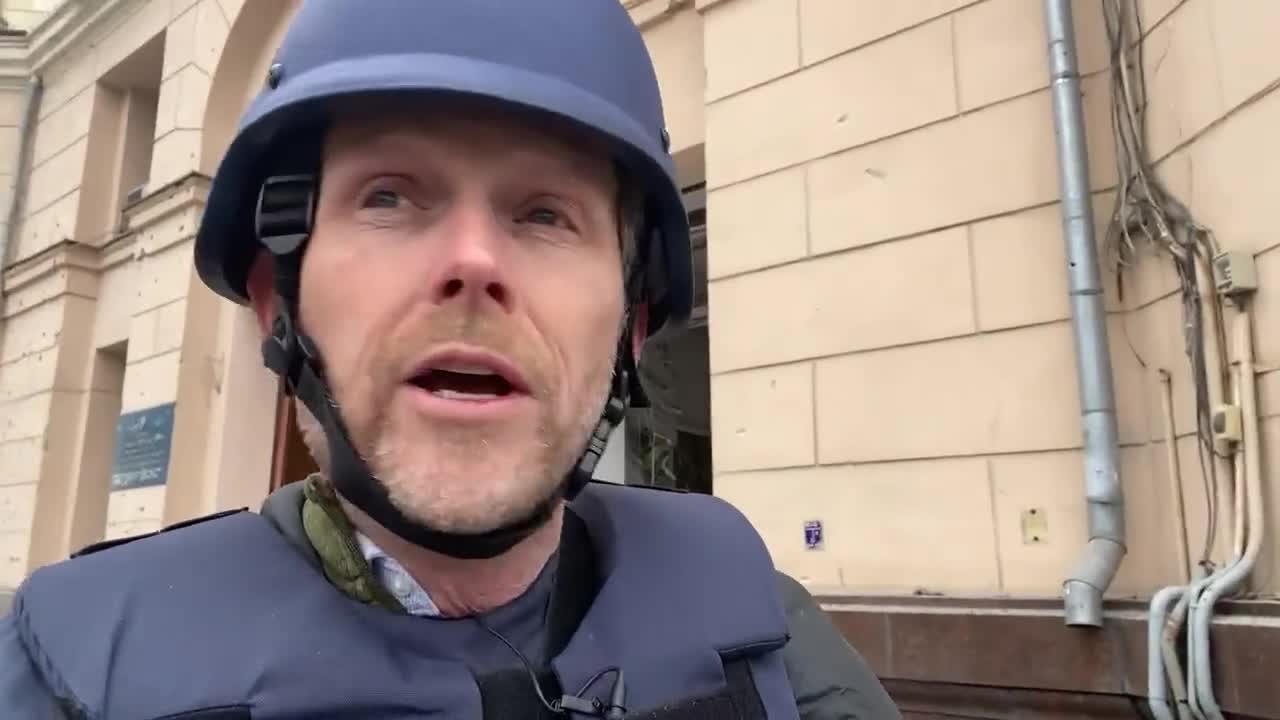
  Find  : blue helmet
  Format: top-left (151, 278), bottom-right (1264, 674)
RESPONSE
top-left (194, 0), bottom-right (692, 559)
top-left (195, 0), bottom-right (692, 338)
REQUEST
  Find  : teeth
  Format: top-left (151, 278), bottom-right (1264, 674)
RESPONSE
top-left (433, 363), bottom-right (497, 376)
top-left (431, 389), bottom-right (498, 401)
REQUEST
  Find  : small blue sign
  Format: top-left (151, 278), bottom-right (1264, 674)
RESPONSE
top-left (804, 520), bottom-right (824, 550)
top-left (110, 403), bottom-right (176, 491)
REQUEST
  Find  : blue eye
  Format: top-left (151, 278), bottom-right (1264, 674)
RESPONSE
top-left (362, 189), bottom-right (401, 209)
top-left (525, 207), bottom-right (561, 225)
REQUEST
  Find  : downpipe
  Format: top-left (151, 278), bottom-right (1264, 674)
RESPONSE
top-left (1043, 0), bottom-right (1126, 628)
top-left (0, 75), bottom-right (43, 302)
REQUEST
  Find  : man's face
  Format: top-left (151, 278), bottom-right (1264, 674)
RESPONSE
top-left (296, 100), bottom-right (626, 534)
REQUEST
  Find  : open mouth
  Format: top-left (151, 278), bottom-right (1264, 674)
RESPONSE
top-left (406, 354), bottom-right (528, 403)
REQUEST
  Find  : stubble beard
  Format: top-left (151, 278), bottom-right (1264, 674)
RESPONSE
top-left (367, 353), bottom-right (616, 535)
top-left (298, 318), bottom-right (621, 537)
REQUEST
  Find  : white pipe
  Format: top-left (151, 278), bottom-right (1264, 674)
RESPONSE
top-left (1195, 252), bottom-right (1235, 560)
top-left (1229, 358), bottom-right (1246, 565)
top-left (1163, 585), bottom-right (1198, 720)
top-left (1184, 415), bottom-right (1244, 720)
top-left (1149, 252), bottom-right (1241, 720)
top-left (1148, 368), bottom-right (1198, 719)
top-left (1184, 566), bottom-right (1225, 719)
top-left (1147, 586), bottom-right (1184, 720)
top-left (1176, 362), bottom-right (1241, 719)
top-left (1189, 307), bottom-right (1263, 719)
top-left (1160, 368), bottom-right (1192, 583)
top-left (1232, 416), bottom-right (1247, 561)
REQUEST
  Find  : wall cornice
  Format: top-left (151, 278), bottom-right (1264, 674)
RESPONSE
top-left (0, 34), bottom-right (29, 85)
top-left (624, 0), bottom-right (695, 30)
top-left (24, 0), bottom-right (144, 73)
top-left (0, 174), bottom-right (210, 317)
top-left (119, 171), bottom-right (210, 241)
top-left (0, 239), bottom-right (99, 318)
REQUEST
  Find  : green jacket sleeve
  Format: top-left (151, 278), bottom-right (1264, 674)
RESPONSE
top-left (777, 572), bottom-right (902, 720)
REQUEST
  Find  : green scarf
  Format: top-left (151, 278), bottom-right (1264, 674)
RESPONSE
top-left (300, 475), bottom-right (406, 613)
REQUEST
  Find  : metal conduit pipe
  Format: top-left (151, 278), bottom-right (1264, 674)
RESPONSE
top-left (1146, 586), bottom-right (1185, 720)
top-left (1189, 307), bottom-right (1263, 720)
top-left (1042, 0), bottom-right (1127, 628)
top-left (0, 75), bottom-right (43, 302)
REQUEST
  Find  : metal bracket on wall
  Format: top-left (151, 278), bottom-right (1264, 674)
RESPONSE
top-left (1021, 508), bottom-right (1048, 545)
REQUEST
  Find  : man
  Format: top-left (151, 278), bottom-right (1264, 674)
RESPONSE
top-left (1, 2), bottom-right (899, 718)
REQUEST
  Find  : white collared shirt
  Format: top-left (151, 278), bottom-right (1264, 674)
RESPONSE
top-left (353, 531), bottom-right (441, 616)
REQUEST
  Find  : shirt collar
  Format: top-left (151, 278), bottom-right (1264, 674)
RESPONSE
top-left (353, 531), bottom-right (441, 617)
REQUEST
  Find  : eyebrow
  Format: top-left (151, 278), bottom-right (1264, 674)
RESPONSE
top-left (327, 125), bottom-right (616, 196)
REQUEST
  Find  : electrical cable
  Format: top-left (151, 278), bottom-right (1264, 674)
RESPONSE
top-left (1102, 4), bottom-right (1280, 717)
top-left (477, 617), bottom-right (565, 714)
top-left (476, 617), bottom-right (627, 718)
top-left (1101, 0), bottom-right (1228, 569)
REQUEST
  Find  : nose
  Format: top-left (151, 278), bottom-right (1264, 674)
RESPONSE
top-left (428, 203), bottom-right (513, 313)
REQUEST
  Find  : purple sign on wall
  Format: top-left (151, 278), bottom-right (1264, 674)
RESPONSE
top-left (804, 520), bottom-right (823, 550)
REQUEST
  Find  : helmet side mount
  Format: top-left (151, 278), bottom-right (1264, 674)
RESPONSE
top-left (255, 174), bottom-right (317, 392)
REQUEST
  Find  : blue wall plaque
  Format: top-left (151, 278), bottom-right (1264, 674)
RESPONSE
top-left (110, 402), bottom-right (176, 491)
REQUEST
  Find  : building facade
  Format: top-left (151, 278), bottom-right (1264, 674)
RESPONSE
top-left (2, 0), bottom-right (1279, 715)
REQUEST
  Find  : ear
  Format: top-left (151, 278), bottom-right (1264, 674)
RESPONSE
top-left (629, 303), bottom-right (649, 363)
top-left (245, 251), bottom-right (277, 336)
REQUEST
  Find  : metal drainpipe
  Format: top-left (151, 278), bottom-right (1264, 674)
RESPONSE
top-left (0, 74), bottom-right (43, 301)
top-left (1043, 0), bottom-right (1126, 628)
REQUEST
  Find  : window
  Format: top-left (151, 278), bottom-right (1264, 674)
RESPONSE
top-left (624, 183), bottom-right (712, 493)
top-left (82, 31), bottom-right (163, 243)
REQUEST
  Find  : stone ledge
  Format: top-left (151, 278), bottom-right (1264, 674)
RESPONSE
top-left (884, 679), bottom-right (1144, 720)
top-left (98, 232), bottom-right (139, 273)
top-left (0, 173), bottom-right (210, 320)
top-left (0, 239), bottom-right (99, 318)
top-left (119, 171), bottom-right (210, 257)
top-left (625, 0), bottom-right (695, 29)
top-left (0, 35), bottom-right (28, 83)
top-left (821, 594), bottom-right (1280, 719)
top-left (120, 172), bottom-right (210, 236)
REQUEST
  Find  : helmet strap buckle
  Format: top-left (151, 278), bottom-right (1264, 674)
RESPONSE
top-left (254, 173), bottom-right (321, 397)
top-left (261, 308), bottom-right (321, 397)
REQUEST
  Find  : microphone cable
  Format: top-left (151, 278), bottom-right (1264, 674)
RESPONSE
top-left (477, 617), bottom-right (627, 718)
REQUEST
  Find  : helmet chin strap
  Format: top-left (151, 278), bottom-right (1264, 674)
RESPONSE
top-left (255, 175), bottom-right (631, 560)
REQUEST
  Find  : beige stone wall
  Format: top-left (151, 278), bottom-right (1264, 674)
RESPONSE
top-left (0, 0), bottom-right (1278, 609)
top-left (703, 0), bottom-right (1280, 600)
top-left (0, 0), bottom-right (238, 585)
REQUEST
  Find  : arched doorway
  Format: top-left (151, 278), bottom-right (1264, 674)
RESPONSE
top-left (199, 0), bottom-right (315, 497)
top-left (199, 0), bottom-right (302, 177)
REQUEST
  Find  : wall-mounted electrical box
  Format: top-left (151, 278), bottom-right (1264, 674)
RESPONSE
top-left (1212, 404), bottom-right (1243, 444)
top-left (1213, 252), bottom-right (1258, 297)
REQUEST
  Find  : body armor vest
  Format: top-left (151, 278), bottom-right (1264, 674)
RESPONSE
top-left (10, 482), bottom-right (799, 719)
